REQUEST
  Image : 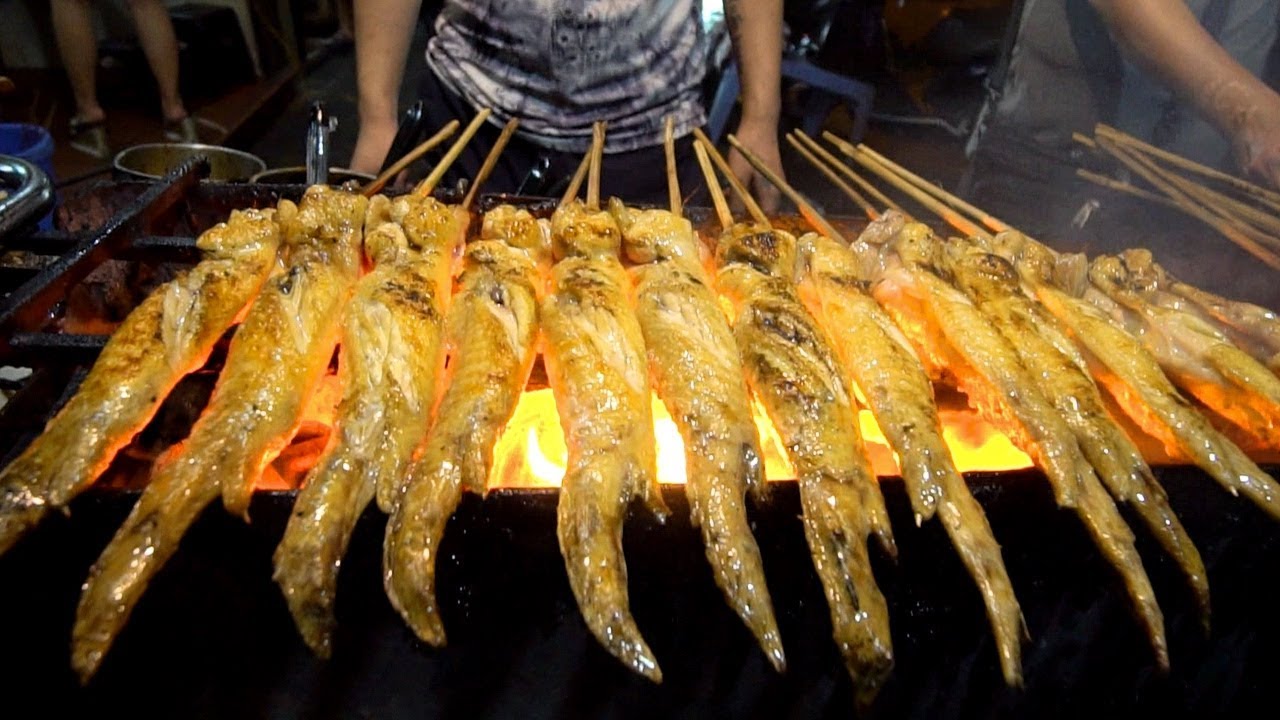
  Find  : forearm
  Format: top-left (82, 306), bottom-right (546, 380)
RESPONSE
top-left (1089, 0), bottom-right (1280, 142)
top-left (355, 0), bottom-right (423, 131)
top-left (724, 0), bottom-right (783, 124)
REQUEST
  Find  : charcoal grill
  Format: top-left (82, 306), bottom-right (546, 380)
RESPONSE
top-left (1, 162), bottom-right (1278, 719)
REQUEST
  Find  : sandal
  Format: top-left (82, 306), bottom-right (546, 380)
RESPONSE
top-left (164, 116), bottom-right (199, 144)
top-left (68, 117), bottom-right (110, 160)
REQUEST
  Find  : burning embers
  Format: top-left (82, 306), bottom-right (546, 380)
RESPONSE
top-left (2, 117), bottom-right (1280, 710)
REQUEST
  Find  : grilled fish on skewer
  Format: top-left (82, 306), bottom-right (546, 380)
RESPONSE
top-left (612, 199), bottom-right (785, 672)
top-left (715, 222), bottom-right (896, 706)
top-left (273, 194), bottom-right (467, 656)
top-left (384, 204), bottom-right (546, 645)
top-left (945, 243), bottom-right (1208, 619)
top-left (0, 209), bottom-right (282, 555)
top-left (1107, 248), bottom-right (1280, 375)
top-left (798, 231), bottom-right (1024, 687)
top-left (72, 186), bottom-right (366, 682)
top-left (1088, 254), bottom-right (1280, 448)
top-left (872, 222), bottom-right (1168, 668)
top-left (543, 200), bottom-right (667, 682)
top-left (992, 233), bottom-right (1280, 522)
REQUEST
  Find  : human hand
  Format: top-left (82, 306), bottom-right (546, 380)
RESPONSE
top-left (726, 116), bottom-right (784, 215)
top-left (1234, 97), bottom-right (1280, 190)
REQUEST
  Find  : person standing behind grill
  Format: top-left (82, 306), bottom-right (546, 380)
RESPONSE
top-left (51, 0), bottom-right (199, 159)
top-left (968, 0), bottom-right (1280, 189)
top-left (348, 0), bottom-right (786, 211)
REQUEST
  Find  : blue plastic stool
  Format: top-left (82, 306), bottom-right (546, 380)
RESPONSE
top-left (0, 123), bottom-right (57, 230)
top-left (706, 58), bottom-right (876, 145)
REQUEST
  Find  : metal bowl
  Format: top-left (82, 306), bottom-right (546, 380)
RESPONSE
top-left (249, 166), bottom-right (375, 187)
top-left (112, 143), bottom-right (266, 183)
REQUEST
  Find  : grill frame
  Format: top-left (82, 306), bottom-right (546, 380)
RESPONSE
top-left (2, 472), bottom-right (1279, 719)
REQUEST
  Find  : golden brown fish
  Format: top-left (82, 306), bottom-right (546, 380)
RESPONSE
top-left (715, 222), bottom-right (895, 707)
top-left (1088, 253), bottom-right (1280, 448)
top-left (0, 208), bottom-right (281, 555)
top-left (383, 204), bottom-right (545, 645)
top-left (613, 200), bottom-right (784, 672)
top-left (542, 200), bottom-right (667, 682)
top-left (272, 194), bottom-right (466, 656)
top-left (72, 186), bottom-right (365, 682)
top-left (798, 231), bottom-right (1024, 687)
top-left (871, 222), bottom-right (1167, 668)
top-left (992, 232), bottom-right (1280, 522)
top-left (945, 242), bottom-right (1207, 620)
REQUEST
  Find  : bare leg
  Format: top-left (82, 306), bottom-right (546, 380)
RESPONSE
top-left (125, 0), bottom-right (188, 122)
top-left (51, 0), bottom-right (105, 124)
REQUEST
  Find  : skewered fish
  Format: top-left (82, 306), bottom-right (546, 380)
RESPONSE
top-left (272, 193), bottom-right (467, 656)
top-left (1088, 253), bottom-right (1280, 448)
top-left (383, 204), bottom-right (546, 645)
top-left (798, 230), bottom-right (1025, 686)
top-left (992, 232), bottom-right (1280, 522)
top-left (715, 222), bottom-right (896, 707)
top-left (72, 186), bottom-right (366, 681)
top-left (612, 199), bottom-right (784, 672)
top-left (945, 241), bottom-right (1208, 618)
top-left (542, 200), bottom-right (667, 682)
top-left (0, 208), bottom-right (282, 555)
top-left (870, 220), bottom-right (1167, 667)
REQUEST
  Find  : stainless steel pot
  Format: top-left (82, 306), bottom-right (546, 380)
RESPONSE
top-left (113, 143), bottom-right (266, 182)
top-left (248, 166), bottom-right (374, 187)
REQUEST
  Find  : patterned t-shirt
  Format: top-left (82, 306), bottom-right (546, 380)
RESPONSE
top-left (427, 0), bottom-right (708, 153)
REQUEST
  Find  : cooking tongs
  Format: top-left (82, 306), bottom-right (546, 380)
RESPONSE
top-left (0, 154), bottom-right (55, 238)
top-left (306, 101), bottom-right (339, 186)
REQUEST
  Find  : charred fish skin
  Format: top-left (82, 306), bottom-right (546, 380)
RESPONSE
top-left (946, 245), bottom-right (1209, 620)
top-left (218, 187), bottom-right (368, 519)
top-left (614, 201), bottom-right (784, 671)
top-left (544, 200), bottom-right (666, 682)
top-left (370, 195), bottom-right (473, 511)
top-left (874, 224), bottom-right (1167, 668)
top-left (799, 232), bottom-right (1025, 687)
top-left (384, 206), bottom-right (544, 646)
top-left (716, 250), bottom-right (896, 705)
top-left (273, 194), bottom-right (465, 657)
top-left (72, 187), bottom-right (366, 682)
top-left (0, 209), bottom-right (282, 556)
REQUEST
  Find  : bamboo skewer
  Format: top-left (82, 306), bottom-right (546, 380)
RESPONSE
top-left (690, 128), bottom-right (770, 226)
top-left (1080, 130), bottom-right (1280, 246)
top-left (560, 152), bottom-right (590, 207)
top-left (587, 121), bottom-right (606, 211)
top-left (361, 120), bottom-right (460, 197)
top-left (693, 141), bottom-right (733, 230)
top-left (725, 133), bottom-right (847, 243)
top-left (1076, 168), bottom-right (1182, 211)
top-left (786, 133), bottom-right (878, 221)
top-left (1096, 136), bottom-right (1280, 271)
top-left (792, 131), bottom-right (904, 216)
top-left (1096, 123), bottom-right (1280, 211)
top-left (830, 138), bottom-right (990, 240)
top-left (664, 116), bottom-right (682, 217)
top-left (414, 109), bottom-right (493, 197)
top-left (853, 140), bottom-right (1012, 234)
top-left (1164, 171), bottom-right (1280, 246)
top-left (461, 118), bottom-right (519, 211)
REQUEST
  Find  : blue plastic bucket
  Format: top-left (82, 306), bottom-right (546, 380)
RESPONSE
top-left (0, 123), bottom-right (57, 230)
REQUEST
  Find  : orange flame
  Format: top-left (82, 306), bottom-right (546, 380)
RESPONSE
top-left (484, 388), bottom-right (1031, 489)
